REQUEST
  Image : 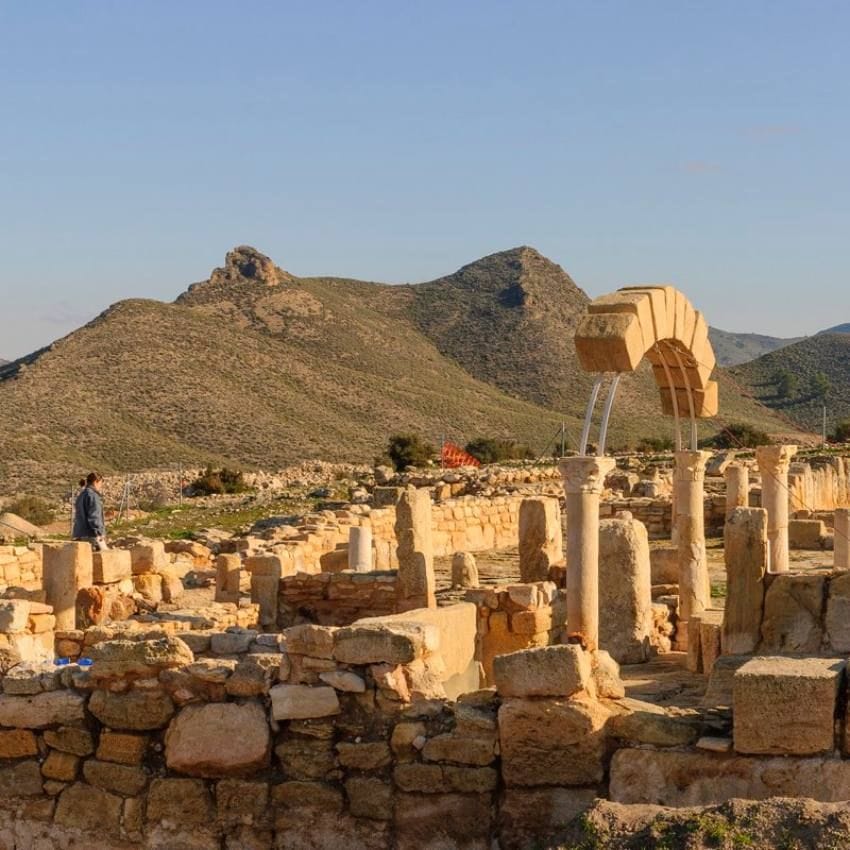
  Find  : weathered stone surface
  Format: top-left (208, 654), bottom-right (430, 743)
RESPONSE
top-left (83, 759), bottom-right (148, 796)
top-left (226, 653), bottom-right (280, 697)
top-left (346, 776), bottom-right (393, 820)
top-left (610, 747), bottom-right (850, 806)
top-left (789, 518), bottom-right (828, 549)
top-left (93, 550), bottom-right (132, 584)
top-left (499, 787), bottom-right (598, 849)
top-left (275, 737), bottom-right (338, 781)
top-left (214, 554), bottom-right (242, 604)
top-left (333, 623), bottom-right (430, 665)
top-left (422, 733), bottom-right (495, 766)
top-left (825, 571), bottom-right (850, 652)
top-left (54, 782), bottom-right (122, 833)
top-left (43, 726), bottom-right (94, 757)
top-left (394, 792), bottom-right (492, 850)
top-left (499, 696), bottom-right (611, 787)
top-left (270, 684), bottom-right (340, 720)
top-left (606, 697), bottom-right (699, 747)
top-left (649, 546), bottom-right (678, 584)
top-left (723, 508), bottom-right (767, 655)
top-left (395, 487), bottom-right (435, 611)
top-left (132, 573), bottom-right (163, 603)
top-left (0, 760), bottom-right (43, 797)
top-left (591, 649), bottom-right (625, 699)
top-left (41, 749), bottom-right (80, 781)
top-left (130, 541), bottom-right (167, 574)
top-left (271, 780), bottom-right (343, 812)
top-left (733, 655), bottom-right (843, 755)
top-left (518, 497), bottom-right (563, 582)
top-left (97, 730), bottom-right (147, 765)
top-left (43, 542), bottom-right (93, 630)
top-left (211, 628), bottom-right (258, 655)
top-left (0, 599), bottom-right (30, 632)
top-left (147, 777), bottom-right (214, 825)
top-left (0, 728), bottom-right (38, 758)
top-left (451, 551), bottom-right (479, 589)
top-left (336, 741), bottom-right (392, 770)
top-left (165, 701), bottom-right (271, 777)
top-left (89, 688), bottom-right (175, 730)
top-left (598, 517), bottom-right (652, 664)
top-left (88, 636), bottom-right (193, 680)
top-left (284, 624), bottom-right (336, 659)
top-left (0, 690), bottom-right (86, 728)
top-left (493, 645), bottom-right (590, 698)
top-left (319, 670), bottom-right (366, 692)
top-left (759, 574), bottom-right (825, 653)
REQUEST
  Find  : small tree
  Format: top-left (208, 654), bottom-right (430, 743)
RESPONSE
top-left (386, 434), bottom-right (435, 471)
top-left (713, 423), bottom-right (770, 449)
top-left (5, 496), bottom-right (55, 527)
top-left (775, 368), bottom-right (798, 399)
top-left (464, 437), bottom-right (533, 464)
top-left (832, 420), bottom-right (850, 443)
top-left (190, 466), bottom-right (247, 496)
top-left (812, 371), bottom-right (831, 401)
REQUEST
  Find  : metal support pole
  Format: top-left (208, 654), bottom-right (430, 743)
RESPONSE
top-left (579, 376), bottom-right (605, 456)
top-left (597, 373), bottom-right (622, 457)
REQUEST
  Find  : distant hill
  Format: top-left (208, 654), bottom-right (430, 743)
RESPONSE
top-left (0, 246), bottom-right (803, 496)
top-left (709, 327), bottom-right (803, 367)
top-left (730, 333), bottom-right (850, 433)
top-left (819, 323), bottom-right (850, 336)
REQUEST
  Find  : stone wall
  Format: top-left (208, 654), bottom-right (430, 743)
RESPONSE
top-left (788, 456), bottom-right (850, 512)
top-left (0, 615), bottom-right (646, 850)
top-left (0, 544), bottom-right (43, 593)
top-left (599, 495), bottom-right (726, 539)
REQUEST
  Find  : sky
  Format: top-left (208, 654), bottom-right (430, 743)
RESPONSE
top-left (1, 1), bottom-right (849, 360)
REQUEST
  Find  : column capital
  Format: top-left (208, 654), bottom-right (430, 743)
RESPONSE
top-left (756, 444), bottom-right (798, 474)
top-left (559, 456), bottom-right (616, 495)
top-left (674, 450), bottom-right (711, 482)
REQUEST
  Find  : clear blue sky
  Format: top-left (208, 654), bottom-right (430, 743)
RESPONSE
top-left (1, 1), bottom-right (848, 360)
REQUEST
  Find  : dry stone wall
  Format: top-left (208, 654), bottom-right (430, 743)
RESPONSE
top-left (0, 544), bottom-right (43, 593)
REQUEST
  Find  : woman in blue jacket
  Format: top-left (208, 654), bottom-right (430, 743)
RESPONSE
top-left (72, 472), bottom-right (107, 550)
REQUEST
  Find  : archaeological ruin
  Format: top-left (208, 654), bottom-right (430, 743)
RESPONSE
top-left (1, 284), bottom-right (850, 848)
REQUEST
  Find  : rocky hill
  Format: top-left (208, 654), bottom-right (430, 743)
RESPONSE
top-left (730, 332), bottom-right (850, 434)
top-left (0, 246), bottom-right (803, 495)
top-left (708, 327), bottom-right (801, 367)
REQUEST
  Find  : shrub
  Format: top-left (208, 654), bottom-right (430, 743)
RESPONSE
top-left (812, 371), bottom-right (831, 401)
top-left (191, 466), bottom-right (247, 496)
top-left (711, 423), bottom-right (770, 449)
top-left (775, 368), bottom-right (798, 399)
top-left (636, 436), bottom-right (674, 453)
top-left (832, 420), bottom-right (850, 443)
top-left (5, 496), bottom-right (55, 526)
top-left (464, 437), bottom-right (533, 464)
top-left (386, 434), bottom-right (435, 471)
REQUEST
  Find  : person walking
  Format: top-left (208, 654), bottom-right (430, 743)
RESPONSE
top-left (73, 472), bottom-right (108, 550)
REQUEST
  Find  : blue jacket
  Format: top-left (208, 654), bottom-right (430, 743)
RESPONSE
top-left (73, 486), bottom-right (105, 539)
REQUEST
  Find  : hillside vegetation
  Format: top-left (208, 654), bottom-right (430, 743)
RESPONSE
top-left (0, 246), bottom-right (804, 496)
top-left (730, 333), bottom-right (850, 434)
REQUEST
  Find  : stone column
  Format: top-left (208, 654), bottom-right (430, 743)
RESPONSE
top-left (756, 444), bottom-right (798, 574)
top-left (518, 497), bottom-right (564, 582)
top-left (559, 455), bottom-right (615, 651)
top-left (722, 507), bottom-right (767, 654)
top-left (598, 517), bottom-right (652, 664)
top-left (214, 554), bottom-right (241, 603)
top-left (347, 525), bottom-right (373, 572)
top-left (674, 450), bottom-right (712, 650)
top-left (395, 486), bottom-right (435, 612)
top-left (835, 508), bottom-right (850, 571)
top-left (42, 542), bottom-right (94, 630)
top-left (725, 463), bottom-right (750, 519)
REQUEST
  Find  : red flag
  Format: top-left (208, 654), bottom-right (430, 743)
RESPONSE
top-left (441, 442), bottom-right (480, 468)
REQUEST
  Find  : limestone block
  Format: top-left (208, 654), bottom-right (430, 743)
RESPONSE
top-left (649, 545), bottom-right (678, 584)
top-left (789, 518), bottom-right (828, 550)
top-left (251, 575), bottom-right (280, 629)
top-left (498, 696), bottom-right (611, 787)
top-left (333, 622), bottom-right (432, 665)
top-left (97, 731), bottom-right (147, 765)
top-left (146, 777), bottom-right (214, 825)
top-left (54, 782), bottom-right (123, 834)
top-left (130, 541), bottom-right (167, 575)
top-left (92, 550), bottom-right (132, 584)
top-left (722, 508), bottom-right (767, 655)
top-left (575, 311), bottom-right (646, 373)
top-left (393, 792), bottom-right (491, 850)
top-left (0, 599), bottom-right (30, 632)
top-left (83, 759), bottom-right (147, 796)
top-left (492, 645), bottom-right (591, 698)
top-left (826, 571), bottom-right (850, 652)
top-left (451, 552), bottom-right (479, 589)
top-left (284, 623), bottom-right (336, 658)
top-left (0, 690), bottom-right (86, 728)
top-left (165, 701), bottom-right (270, 777)
top-left (518, 497), bottom-right (563, 582)
top-left (133, 572), bottom-right (163, 603)
top-left (759, 574), bottom-right (825, 653)
top-left (346, 776), bottom-right (393, 820)
top-left (606, 697), bottom-right (698, 747)
top-left (88, 688), bottom-right (175, 730)
top-left (215, 554), bottom-right (241, 603)
top-left (394, 487), bottom-right (435, 611)
top-left (499, 787), bottom-right (597, 850)
top-left (269, 684), bottom-right (340, 720)
top-left (733, 656), bottom-right (844, 755)
top-left (43, 542), bottom-right (93, 630)
top-left (0, 729), bottom-right (38, 758)
top-left (699, 613), bottom-right (723, 675)
top-left (598, 518), bottom-right (652, 664)
top-left (587, 289), bottom-right (656, 351)
top-left (87, 636), bottom-right (193, 681)
top-left (836, 508), bottom-right (850, 571)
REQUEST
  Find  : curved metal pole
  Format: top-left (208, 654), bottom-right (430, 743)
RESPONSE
top-left (667, 342), bottom-right (698, 450)
top-left (597, 373), bottom-right (622, 457)
top-left (655, 343), bottom-right (682, 452)
top-left (579, 375), bottom-right (604, 456)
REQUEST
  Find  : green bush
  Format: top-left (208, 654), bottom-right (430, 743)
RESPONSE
top-left (774, 368), bottom-right (798, 399)
top-left (711, 423), bottom-right (770, 449)
top-left (832, 420), bottom-right (850, 443)
top-left (5, 496), bottom-right (55, 527)
top-left (386, 434), bottom-right (435, 471)
top-left (190, 466), bottom-right (247, 496)
top-left (636, 436), bottom-right (674, 453)
top-left (464, 437), bottom-right (533, 464)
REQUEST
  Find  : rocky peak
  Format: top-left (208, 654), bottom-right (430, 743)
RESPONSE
top-left (210, 246), bottom-right (281, 287)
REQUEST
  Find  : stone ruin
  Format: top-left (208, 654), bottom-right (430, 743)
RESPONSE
top-left (0, 285), bottom-right (849, 846)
